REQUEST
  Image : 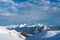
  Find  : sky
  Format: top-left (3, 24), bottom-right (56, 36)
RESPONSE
top-left (0, 0), bottom-right (60, 25)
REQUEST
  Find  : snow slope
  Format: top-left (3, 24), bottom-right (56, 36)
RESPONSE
top-left (0, 27), bottom-right (26, 40)
top-left (26, 31), bottom-right (60, 40)
top-left (0, 24), bottom-right (60, 40)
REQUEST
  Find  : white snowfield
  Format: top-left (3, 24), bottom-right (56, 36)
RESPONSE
top-left (0, 25), bottom-right (60, 40)
top-left (27, 31), bottom-right (60, 40)
top-left (0, 27), bottom-right (26, 40)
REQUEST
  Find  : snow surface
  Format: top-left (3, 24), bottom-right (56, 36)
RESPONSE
top-left (26, 31), bottom-right (60, 40)
top-left (0, 27), bottom-right (26, 40)
top-left (0, 24), bottom-right (60, 40)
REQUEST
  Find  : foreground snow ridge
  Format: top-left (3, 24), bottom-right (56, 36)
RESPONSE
top-left (0, 27), bottom-right (26, 40)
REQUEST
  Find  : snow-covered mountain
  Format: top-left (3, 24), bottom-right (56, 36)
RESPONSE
top-left (0, 23), bottom-right (60, 35)
top-left (6, 23), bottom-right (50, 34)
top-left (26, 31), bottom-right (60, 40)
top-left (0, 23), bottom-right (60, 40)
top-left (0, 27), bottom-right (26, 40)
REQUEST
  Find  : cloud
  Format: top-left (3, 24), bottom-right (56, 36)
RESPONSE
top-left (0, 0), bottom-right (60, 24)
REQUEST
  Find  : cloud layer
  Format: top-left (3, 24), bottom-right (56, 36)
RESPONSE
top-left (0, 0), bottom-right (60, 25)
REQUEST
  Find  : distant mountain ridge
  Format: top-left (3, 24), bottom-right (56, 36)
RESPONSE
top-left (0, 23), bottom-right (60, 35)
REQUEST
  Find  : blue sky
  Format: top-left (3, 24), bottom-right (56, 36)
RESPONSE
top-left (0, 0), bottom-right (60, 25)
